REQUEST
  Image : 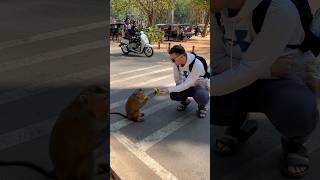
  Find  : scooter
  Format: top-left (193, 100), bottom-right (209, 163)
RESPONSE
top-left (119, 31), bottom-right (154, 57)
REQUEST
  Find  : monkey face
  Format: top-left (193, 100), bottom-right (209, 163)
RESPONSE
top-left (79, 85), bottom-right (108, 120)
top-left (133, 88), bottom-right (145, 99)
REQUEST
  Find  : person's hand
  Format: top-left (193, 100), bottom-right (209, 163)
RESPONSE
top-left (195, 79), bottom-right (201, 86)
top-left (271, 56), bottom-right (294, 77)
top-left (195, 79), bottom-right (209, 89)
top-left (158, 88), bottom-right (169, 96)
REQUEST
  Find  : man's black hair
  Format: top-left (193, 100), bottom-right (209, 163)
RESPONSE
top-left (169, 45), bottom-right (186, 55)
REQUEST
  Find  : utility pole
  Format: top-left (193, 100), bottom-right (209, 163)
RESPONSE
top-left (152, 0), bottom-right (157, 26)
top-left (166, 0), bottom-right (174, 24)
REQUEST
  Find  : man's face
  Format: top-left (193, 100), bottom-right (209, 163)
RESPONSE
top-left (170, 53), bottom-right (184, 66)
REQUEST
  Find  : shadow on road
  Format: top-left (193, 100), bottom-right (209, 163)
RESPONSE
top-left (212, 114), bottom-right (320, 180)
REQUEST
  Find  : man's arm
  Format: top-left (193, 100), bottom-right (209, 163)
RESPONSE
top-left (168, 63), bottom-right (203, 92)
top-left (212, 2), bottom-right (301, 96)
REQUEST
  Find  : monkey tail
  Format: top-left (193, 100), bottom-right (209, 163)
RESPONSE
top-left (0, 161), bottom-right (56, 179)
top-left (110, 112), bottom-right (128, 118)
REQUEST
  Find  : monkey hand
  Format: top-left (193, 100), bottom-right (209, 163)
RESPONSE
top-left (152, 88), bottom-right (160, 95)
top-left (158, 88), bottom-right (169, 95)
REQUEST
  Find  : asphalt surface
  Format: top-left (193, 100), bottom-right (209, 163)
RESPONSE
top-left (212, 112), bottom-right (320, 180)
top-left (1, 1), bottom-right (319, 180)
top-left (110, 46), bottom-right (210, 180)
top-left (0, 0), bottom-right (108, 179)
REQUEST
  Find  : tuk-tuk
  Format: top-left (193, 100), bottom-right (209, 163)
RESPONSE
top-left (180, 24), bottom-right (194, 39)
top-left (156, 24), bottom-right (193, 41)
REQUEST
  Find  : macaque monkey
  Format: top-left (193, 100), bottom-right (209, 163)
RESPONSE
top-left (110, 88), bottom-right (159, 122)
top-left (0, 85), bottom-right (109, 180)
top-left (49, 85), bottom-right (108, 180)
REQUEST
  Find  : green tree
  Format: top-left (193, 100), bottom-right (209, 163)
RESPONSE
top-left (110, 0), bottom-right (132, 20)
top-left (174, 0), bottom-right (190, 24)
top-left (189, 0), bottom-right (210, 37)
top-left (111, 0), bottom-right (174, 26)
top-left (133, 0), bottom-right (174, 26)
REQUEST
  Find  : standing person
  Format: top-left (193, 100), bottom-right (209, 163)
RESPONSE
top-left (115, 24), bottom-right (121, 42)
top-left (124, 18), bottom-right (130, 38)
top-left (180, 26), bottom-right (186, 41)
top-left (167, 25), bottom-right (172, 41)
top-left (194, 26), bottom-right (199, 36)
top-left (129, 20), bottom-right (136, 36)
top-left (212, 0), bottom-right (319, 178)
top-left (176, 27), bottom-right (181, 41)
top-left (158, 45), bottom-right (210, 118)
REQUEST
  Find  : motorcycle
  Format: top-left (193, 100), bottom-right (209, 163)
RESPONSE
top-left (119, 31), bottom-right (154, 57)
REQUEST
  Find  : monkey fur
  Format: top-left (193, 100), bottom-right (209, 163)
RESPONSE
top-left (0, 85), bottom-right (109, 180)
top-left (49, 85), bottom-right (108, 180)
top-left (110, 88), bottom-right (159, 122)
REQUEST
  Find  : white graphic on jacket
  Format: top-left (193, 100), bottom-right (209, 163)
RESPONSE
top-left (167, 52), bottom-right (206, 93)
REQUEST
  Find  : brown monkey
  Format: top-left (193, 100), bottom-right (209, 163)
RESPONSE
top-left (0, 85), bottom-right (108, 180)
top-left (49, 84), bottom-right (108, 180)
top-left (110, 88), bottom-right (159, 122)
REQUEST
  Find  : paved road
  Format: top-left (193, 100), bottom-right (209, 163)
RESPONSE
top-left (110, 47), bottom-right (210, 180)
top-left (212, 111), bottom-right (320, 180)
top-left (0, 0), bottom-right (107, 179)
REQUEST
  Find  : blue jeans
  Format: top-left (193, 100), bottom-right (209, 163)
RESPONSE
top-left (170, 86), bottom-right (209, 107)
top-left (211, 79), bottom-right (318, 139)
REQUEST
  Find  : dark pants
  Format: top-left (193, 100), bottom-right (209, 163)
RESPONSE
top-left (170, 86), bottom-right (209, 107)
top-left (211, 79), bottom-right (318, 140)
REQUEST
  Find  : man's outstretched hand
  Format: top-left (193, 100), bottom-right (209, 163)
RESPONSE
top-left (158, 88), bottom-right (169, 96)
top-left (271, 56), bottom-right (294, 77)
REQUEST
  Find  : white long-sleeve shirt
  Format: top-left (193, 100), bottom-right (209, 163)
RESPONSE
top-left (212, 0), bottom-right (305, 96)
top-left (167, 53), bottom-right (207, 93)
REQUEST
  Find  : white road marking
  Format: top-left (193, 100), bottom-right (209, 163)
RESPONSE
top-left (0, 21), bottom-right (106, 50)
top-left (110, 75), bottom-right (173, 95)
top-left (110, 100), bottom-right (175, 132)
top-left (0, 117), bottom-right (56, 151)
top-left (111, 131), bottom-right (178, 180)
top-left (110, 65), bottom-right (163, 78)
top-left (136, 111), bottom-right (196, 151)
top-left (110, 68), bottom-right (172, 84)
top-left (0, 67), bottom-right (106, 105)
top-left (0, 40), bottom-right (106, 73)
top-left (110, 99), bottom-right (127, 110)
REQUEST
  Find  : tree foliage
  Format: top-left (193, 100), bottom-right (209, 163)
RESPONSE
top-left (110, 0), bottom-right (132, 20)
top-left (111, 0), bottom-right (174, 26)
top-left (110, 0), bottom-right (210, 32)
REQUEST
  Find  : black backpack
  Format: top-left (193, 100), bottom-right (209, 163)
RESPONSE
top-left (176, 52), bottom-right (210, 79)
top-left (189, 52), bottom-right (211, 79)
top-left (215, 0), bottom-right (320, 57)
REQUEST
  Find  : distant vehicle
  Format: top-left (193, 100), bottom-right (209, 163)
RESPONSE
top-left (155, 24), bottom-right (168, 32)
top-left (119, 31), bottom-right (154, 57)
top-left (155, 24), bottom-right (194, 41)
top-left (179, 24), bottom-right (194, 39)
